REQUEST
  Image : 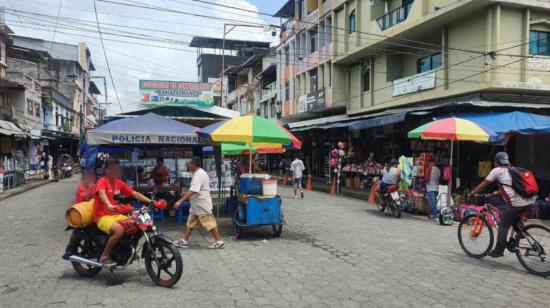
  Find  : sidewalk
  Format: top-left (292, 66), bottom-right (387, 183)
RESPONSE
top-left (0, 179), bottom-right (54, 201)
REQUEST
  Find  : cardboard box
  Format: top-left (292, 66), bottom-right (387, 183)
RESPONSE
top-left (413, 195), bottom-right (430, 213)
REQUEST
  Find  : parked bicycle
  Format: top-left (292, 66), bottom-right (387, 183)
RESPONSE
top-left (458, 194), bottom-right (550, 277)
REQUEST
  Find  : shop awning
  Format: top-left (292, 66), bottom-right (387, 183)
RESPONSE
top-left (0, 120), bottom-right (27, 137)
top-left (455, 111), bottom-right (550, 135)
top-left (347, 112), bottom-right (407, 131)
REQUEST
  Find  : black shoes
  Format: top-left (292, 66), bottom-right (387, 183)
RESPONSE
top-left (488, 249), bottom-right (504, 258)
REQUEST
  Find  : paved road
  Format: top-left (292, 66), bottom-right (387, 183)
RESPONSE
top-left (1, 178), bottom-right (549, 307)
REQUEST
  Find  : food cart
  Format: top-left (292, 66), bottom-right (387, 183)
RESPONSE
top-left (198, 116), bottom-right (301, 238)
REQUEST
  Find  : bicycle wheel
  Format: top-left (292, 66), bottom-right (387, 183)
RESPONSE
top-left (515, 224), bottom-right (550, 277)
top-left (458, 214), bottom-right (494, 259)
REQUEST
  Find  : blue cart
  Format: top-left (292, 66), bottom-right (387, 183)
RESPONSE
top-left (233, 195), bottom-right (283, 238)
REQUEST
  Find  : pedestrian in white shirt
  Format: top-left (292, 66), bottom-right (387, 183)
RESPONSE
top-left (425, 159), bottom-right (441, 219)
top-left (290, 155), bottom-right (306, 199)
top-left (173, 157), bottom-right (224, 249)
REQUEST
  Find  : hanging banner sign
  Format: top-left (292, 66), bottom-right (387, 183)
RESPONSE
top-left (139, 80), bottom-right (214, 107)
top-left (392, 70), bottom-right (436, 96)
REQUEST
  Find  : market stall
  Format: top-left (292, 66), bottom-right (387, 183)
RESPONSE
top-left (408, 111), bottom-right (550, 223)
top-left (198, 115), bottom-right (300, 238)
top-left (85, 112), bottom-right (222, 218)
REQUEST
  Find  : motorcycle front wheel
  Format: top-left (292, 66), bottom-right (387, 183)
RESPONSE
top-left (145, 240), bottom-right (183, 287)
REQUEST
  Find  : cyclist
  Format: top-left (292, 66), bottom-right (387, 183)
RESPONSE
top-left (470, 152), bottom-right (536, 258)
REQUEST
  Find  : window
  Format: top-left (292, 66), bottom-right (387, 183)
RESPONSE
top-left (263, 102), bottom-right (268, 118)
top-left (310, 69), bottom-right (318, 92)
top-left (285, 82), bottom-right (290, 101)
top-left (529, 30), bottom-right (550, 56)
top-left (363, 65), bottom-right (370, 92)
top-left (284, 46), bottom-right (289, 66)
top-left (310, 30), bottom-right (318, 53)
top-left (270, 100), bottom-right (275, 118)
top-left (349, 10), bottom-right (356, 33)
top-left (34, 102), bottom-right (40, 117)
top-left (326, 17), bottom-right (332, 44)
top-left (327, 62), bottom-right (332, 87)
top-left (417, 52), bottom-right (442, 73)
top-left (27, 99), bottom-right (33, 114)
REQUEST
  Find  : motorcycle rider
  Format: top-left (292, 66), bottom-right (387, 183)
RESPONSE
top-left (374, 159), bottom-right (401, 206)
top-left (62, 170), bottom-right (97, 260)
top-left (94, 159), bottom-right (153, 267)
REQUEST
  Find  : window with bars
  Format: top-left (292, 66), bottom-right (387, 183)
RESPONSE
top-left (529, 30), bottom-right (550, 56)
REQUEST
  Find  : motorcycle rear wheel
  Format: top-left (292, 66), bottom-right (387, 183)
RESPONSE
top-left (145, 241), bottom-right (183, 287)
top-left (72, 237), bottom-right (102, 277)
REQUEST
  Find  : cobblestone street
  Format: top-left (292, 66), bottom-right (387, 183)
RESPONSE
top-left (1, 178), bottom-right (549, 307)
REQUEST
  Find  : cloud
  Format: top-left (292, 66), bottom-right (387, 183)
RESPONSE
top-left (6, 0), bottom-right (279, 115)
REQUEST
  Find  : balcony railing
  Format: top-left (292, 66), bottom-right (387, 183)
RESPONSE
top-left (280, 19), bottom-right (295, 43)
top-left (260, 82), bottom-right (276, 102)
top-left (377, 1), bottom-right (413, 31)
top-left (307, 9), bottom-right (319, 23)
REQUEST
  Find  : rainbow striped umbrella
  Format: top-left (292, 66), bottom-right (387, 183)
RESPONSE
top-left (408, 117), bottom-right (498, 208)
top-left (408, 117), bottom-right (497, 142)
top-left (198, 115), bottom-right (300, 148)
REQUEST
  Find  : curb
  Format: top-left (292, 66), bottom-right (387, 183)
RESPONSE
top-left (0, 179), bottom-right (55, 201)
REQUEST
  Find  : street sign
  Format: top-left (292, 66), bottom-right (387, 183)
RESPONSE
top-left (139, 80), bottom-right (215, 107)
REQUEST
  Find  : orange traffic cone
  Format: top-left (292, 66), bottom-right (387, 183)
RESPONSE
top-left (283, 172), bottom-right (288, 186)
top-left (306, 175), bottom-right (313, 191)
top-left (330, 178), bottom-right (337, 196)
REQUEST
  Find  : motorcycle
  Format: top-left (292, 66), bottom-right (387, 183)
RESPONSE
top-left (57, 154), bottom-right (73, 179)
top-left (373, 180), bottom-right (403, 218)
top-left (66, 196), bottom-right (183, 287)
top-left (59, 163), bottom-right (72, 179)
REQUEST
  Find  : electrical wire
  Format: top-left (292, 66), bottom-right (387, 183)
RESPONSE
top-left (93, 0), bottom-right (122, 113)
top-left (48, 0), bottom-right (63, 54)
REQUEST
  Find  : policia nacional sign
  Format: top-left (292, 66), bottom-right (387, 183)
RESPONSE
top-left (87, 133), bottom-right (199, 145)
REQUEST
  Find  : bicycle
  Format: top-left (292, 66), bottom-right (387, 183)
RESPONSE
top-left (457, 194), bottom-right (550, 277)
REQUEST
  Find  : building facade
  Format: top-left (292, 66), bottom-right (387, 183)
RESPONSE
top-left (276, 0), bottom-right (338, 121)
top-left (225, 53), bottom-right (278, 118)
top-left (276, 0), bottom-right (550, 187)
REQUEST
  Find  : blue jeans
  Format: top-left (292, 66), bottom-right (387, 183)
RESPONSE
top-left (426, 191), bottom-right (439, 217)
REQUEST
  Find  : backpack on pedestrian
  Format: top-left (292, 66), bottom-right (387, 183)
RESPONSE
top-left (503, 167), bottom-right (539, 198)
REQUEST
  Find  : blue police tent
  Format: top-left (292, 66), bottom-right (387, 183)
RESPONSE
top-left (85, 113), bottom-right (200, 169)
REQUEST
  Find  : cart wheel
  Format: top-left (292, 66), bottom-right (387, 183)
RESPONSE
top-left (272, 224), bottom-right (283, 237)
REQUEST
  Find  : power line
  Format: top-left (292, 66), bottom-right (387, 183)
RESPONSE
top-left (93, 0), bottom-right (122, 113)
top-left (48, 0), bottom-right (62, 54)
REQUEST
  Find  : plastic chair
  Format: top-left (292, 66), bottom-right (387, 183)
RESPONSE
top-left (176, 201), bottom-right (191, 224)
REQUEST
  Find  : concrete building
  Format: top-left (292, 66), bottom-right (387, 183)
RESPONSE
top-left (190, 36), bottom-right (271, 106)
top-left (225, 52), bottom-right (278, 118)
top-left (7, 35), bottom-right (101, 143)
top-left (329, 0), bottom-right (550, 116)
top-left (275, 0), bottom-right (337, 121)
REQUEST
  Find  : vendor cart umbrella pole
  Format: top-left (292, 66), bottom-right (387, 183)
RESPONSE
top-left (408, 117), bottom-right (498, 210)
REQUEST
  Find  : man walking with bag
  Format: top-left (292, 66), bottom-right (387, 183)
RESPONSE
top-left (173, 157), bottom-right (224, 249)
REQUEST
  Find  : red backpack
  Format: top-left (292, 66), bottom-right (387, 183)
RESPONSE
top-left (505, 167), bottom-right (539, 198)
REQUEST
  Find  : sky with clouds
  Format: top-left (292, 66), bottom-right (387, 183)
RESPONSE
top-left (4, 0), bottom-right (285, 115)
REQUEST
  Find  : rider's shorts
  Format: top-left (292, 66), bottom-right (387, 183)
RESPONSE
top-left (97, 214), bottom-right (128, 234)
top-left (187, 213), bottom-right (217, 231)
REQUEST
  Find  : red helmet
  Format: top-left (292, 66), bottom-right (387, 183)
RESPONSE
top-left (154, 199), bottom-right (168, 210)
